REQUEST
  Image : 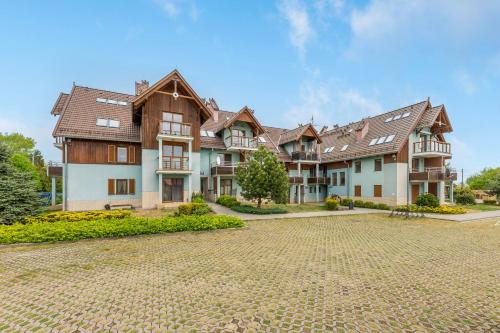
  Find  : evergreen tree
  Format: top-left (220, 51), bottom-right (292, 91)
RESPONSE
top-left (235, 146), bottom-right (289, 207)
top-left (0, 144), bottom-right (41, 224)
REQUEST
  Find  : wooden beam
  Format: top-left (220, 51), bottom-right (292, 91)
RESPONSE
top-left (154, 90), bottom-right (196, 100)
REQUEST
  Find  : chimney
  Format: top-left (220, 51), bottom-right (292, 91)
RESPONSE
top-left (355, 121), bottom-right (369, 140)
top-left (206, 98), bottom-right (219, 121)
top-left (135, 80), bottom-right (149, 96)
top-left (319, 126), bottom-right (328, 134)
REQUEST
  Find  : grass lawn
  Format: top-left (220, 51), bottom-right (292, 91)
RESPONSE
top-left (0, 214), bottom-right (497, 331)
top-left (455, 203), bottom-right (500, 212)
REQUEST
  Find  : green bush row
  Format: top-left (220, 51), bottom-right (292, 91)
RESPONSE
top-left (0, 215), bottom-right (244, 244)
top-left (23, 210), bottom-right (132, 224)
top-left (395, 205), bottom-right (466, 214)
top-left (231, 205), bottom-right (287, 215)
top-left (483, 199), bottom-right (498, 205)
top-left (176, 203), bottom-right (212, 216)
top-left (216, 195), bottom-right (240, 208)
top-left (352, 200), bottom-right (390, 210)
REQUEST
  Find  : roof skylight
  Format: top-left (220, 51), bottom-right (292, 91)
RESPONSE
top-left (200, 130), bottom-right (208, 137)
top-left (385, 117), bottom-right (393, 123)
top-left (96, 118), bottom-right (108, 127)
top-left (385, 134), bottom-right (395, 143)
top-left (207, 131), bottom-right (215, 138)
top-left (376, 137), bottom-right (386, 144)
top-left (369, 138), bottom-right (378, 146)
top-left (96, 118), bottom-right (120, 128)
top-left (340, 144), bottom-right (348, 151)
top-left (402, 112), bottom-right (411, 118)
top-left (393, 114), bottom-right (402, 120)
top-left (96, 98), bottom-right (129, 106)
top-left (258, 136), bottom-right (266, 143)
top-left (108, 120), bottom-right (120, 128)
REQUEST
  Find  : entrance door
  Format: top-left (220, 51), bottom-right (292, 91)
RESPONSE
top-left (411, 184), bottom-right (420, 204)
top-left (201, 177), bottom-right (208, 199)
top-left (300, 185), bottom-right (305, 204)
top-left (220, 179), bottom-right (233, 196)
top-left (428, 183), bottom-right (438, 197)
top-left (163, 178), bottom-right (184, 202)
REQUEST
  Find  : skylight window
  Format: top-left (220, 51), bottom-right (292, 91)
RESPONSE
top-left (96, 98), bottom-right (107, 103)
top-left (108, 119), bottom-right (120, 128)
top-left (340, 144), bottom-right (348, 151)
top-left (385, 117), bottom-right (393, 123)
top-left (96, 98), bottom-right (129, 106)
top-left (107, 99), bottom-right (118, 105)
top-left (385, 134), bottom-right (395, 143)
top-left (376, 136), bottom-right (386, 144)
top-left (402, 112), bottom-right (410, 118)
top-left (323, 147), bottom-right (329, 153)
top-left (369, 138), bottom-right (378, 146)
top-left (393, 114), bottom-right (401, 120)
top-left (258, 136), bottom-right (266, 143)
top-left (96, 118), bottom-right (108, 127)
top-left (200, 130), bottom-right (207, 137)
top-left (117, 101), bottom-right (128, 106)
top-left (207, 131), bottom-right (215, 138)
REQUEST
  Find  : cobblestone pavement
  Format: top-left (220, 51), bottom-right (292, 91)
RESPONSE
top-left (0, 215), bottom-right (498, 332)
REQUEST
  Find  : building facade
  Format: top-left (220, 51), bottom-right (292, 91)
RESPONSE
top-left (51, 70), bottom-right (457, 211)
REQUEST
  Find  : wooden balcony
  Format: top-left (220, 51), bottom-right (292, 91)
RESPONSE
top-left (307, 177), bottom-right (329, 184)
top-left (211, 162), bottom-right (240, 176)
top-left (291, 151), bottom-right (319, 162)
top-left (47, 161), bottom-right (63, 177)
top-left (158, 156), bottom-right (191, 174)
top-left (409, 167), bottom-right (457, 182)
top-left (158, 121), bottom-right (192, 140)
top-left (288, 176), bottom-right (304, 184)
top-left (413, 140), bottom-right (451, 157)
top-left (226, 135), bottom-right (258, 150)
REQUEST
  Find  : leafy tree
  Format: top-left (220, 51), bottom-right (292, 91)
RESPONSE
top-left (486, 173), bottom-right (500, 197)
top-left (235, 146), bottom-right (289, 208)
top-left (0, 143), bottom-right (42, 224)
top-left (467, 167), bottom-right (500, 190)
top-left (454, 186), bottom-right (476, 205)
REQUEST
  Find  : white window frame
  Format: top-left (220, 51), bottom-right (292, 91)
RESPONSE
top-left (117, 147), bottom-right (128, 163)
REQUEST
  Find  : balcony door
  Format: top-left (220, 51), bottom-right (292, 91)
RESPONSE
top-left (162, 143), bottom-right (187, 170)
top-left (163, 178), bottom-right (183, 202)
top-left (220, 179), bottom-right (233, 196)
top-left (162, 112), bottom-right (183, 135)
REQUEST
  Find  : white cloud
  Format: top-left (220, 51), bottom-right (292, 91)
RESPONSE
top-left (278, 0), bottom-right (315, 56)
top-left (284, 79), bottom-right (383, 128)
top-left (315, 0), bottom-right (345, 17)
top-left (454, 71), bottom-right (476, 95)
top-left (155, 0), bottom-right (199, 21)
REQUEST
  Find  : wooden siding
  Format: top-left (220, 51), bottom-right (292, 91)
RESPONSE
top-left (424, 157), bottom-right (444, 168)
top-left (141, 93), bottom-right (202, 151)
top-left (384, 140), bottom-right (408, 164)
top-left (67, 139), bottom-right (141, 165)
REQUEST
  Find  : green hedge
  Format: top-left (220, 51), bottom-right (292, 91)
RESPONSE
top-left (483, 199), bottom-right (498, 205)
top-left (352, 200), bottom-right (390, 210)
top-left (176, 203), bottom-right (212, 216)
top-left (231, 205), bottom-right (287, 215)
top-left (0, 215), bottom-right (244, 244)
top-left (340, 198), bottom-right (353, 206)
top-left (325, 198), bottom-right (339, 211)
top-left (23, 210), bottom-right (132, 224)
top-left (216, 195), bottom-right (240, 208)
top-left (395, 205), bottom-right (466, 214)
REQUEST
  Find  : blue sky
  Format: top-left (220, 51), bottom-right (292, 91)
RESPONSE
top-left (1, 0), bottom-right (499, 181)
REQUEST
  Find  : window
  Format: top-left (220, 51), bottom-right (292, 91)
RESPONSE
top-left (207, 131), bottom-right (215, 137)
top-left (96, 118), bottom-right (108, 127)
top-left (369, 138), bottom-right (378, 146)
top-left (339, 172), bottom-right (346, 186)
top-left (108, 119), bottom-right (120, 128)
top-left (116, 179), bottom-right (128, 195)
top-left (385, 116), bottom-right (393, 123)
top-left (332, 172), bottom-right (337, 186)
top-left (374, 185), bottom-right (382, 197)
top-left (385, 134), bottom-right (395, 143)
top-left (355, 161), bottom-right (361, 173)
top-left (200, 130), bottom-right (208, 137)
top-left (376, 137), bottom-right (386, 144)
top-left (232, 129), bottom-right (246, 137)
top-left (258, 136), bottom-right (266, 143)
top-left (393, 114), bottom-right (401, 120)
top-left (324, 146), bottom-right (334, 153)
top-left (355, 185), bottom-right (361, 197)
top-left (402, 112), bottom-right (411, 118)
top-left (163, 112), bottom-right (182, 123)
top-left (309, 187), bottom-right (313, 193)
top-left (412, 158), bottom-right (420, 171)
top-left (340, 144), bottom-right (348, 151)
top-left (323, 147), bottom-right (330, 153)
top-left (117, 147), bottom-right (128, 163)
top-left (374, 159), bottom-right (382, 171)
top-left (96, 98), bottom-right (107, 103)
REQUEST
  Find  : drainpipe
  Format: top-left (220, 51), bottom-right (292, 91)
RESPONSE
top-left (344, 160), bottom-right (350, 198)
top-left (63, 138), bottom-right (69, 211)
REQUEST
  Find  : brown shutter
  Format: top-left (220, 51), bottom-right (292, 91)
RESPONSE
top-left (128, 179), bottom-right (136, 195)
top-left (374, 185), bottom-right (382, 197)
top-left (128, 146), bottom-right (136, 164)
top-left (108, 179), bottom-right (115, 195)
top-left (108, 145), bottom-right (116, 163)
top-left (355, 185), bottom-right (361, 197)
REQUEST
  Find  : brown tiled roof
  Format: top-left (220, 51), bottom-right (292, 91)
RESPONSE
top-left (416, 105), bottom-right (451, 131)
top-left (51, 92), bottom-right (69, 116)
top-left (52, 86), bottom-right (140, 142)
top-left (278, 123), bottom-right (322, 145)
top-left (319, 100), bottom-right (430, 162)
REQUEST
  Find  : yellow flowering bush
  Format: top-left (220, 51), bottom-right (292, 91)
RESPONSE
top-left (23, 210), bottom-right (132, 224)
top-left (395, 205), bottom-right (466, 214)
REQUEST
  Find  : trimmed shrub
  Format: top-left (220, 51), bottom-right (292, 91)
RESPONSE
top-left (0, 215), bottom-right (244, 244)
top-left (325, 198), bottom-right (339, 211)
top-left (483, 199), bottom-right (498, 205)
top-left (23, 210), bottom-right (132, 224)
top-left (216, 195), bottom-right (240, 208)
top-left (416, 193), bottom-right (440, 208)
top-left (340, 198), bottom-right (353, 206)
top-left (191, 192), bottom-right (205, 203)
top-left (362, 201), bottom-right (377, 209)
top-left (177, 203), bottom-right (212, 216)
top-left (454, 187), bottom-right (476, 205)
top-left (376, 203), bottom-right (390, 210)
top-left (231, 205), bottom-right (287, 215)
top-left (395, 205), bottom-right (466, 214)
top-left (353, 200), bottom-right (364, 207)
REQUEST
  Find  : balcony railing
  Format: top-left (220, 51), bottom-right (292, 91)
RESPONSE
top-left (161, 156), bottom-right (190, 171)
top-left (409, 167), bottom-right (457, 181)
top-left (291, 151), bottom-right (319, 161)
top-left (413, 140), bottom-right (451, 155)
top-left (228, 136), bottom-right (258, 149)
top-left (288, 176), bottom-right (304, 184)
top-left (159, 121), bottom-right (192, 137)
top-left (211, 161), bottom-right (241, 176)
top-left (307, 177), bottom-right (329, 184)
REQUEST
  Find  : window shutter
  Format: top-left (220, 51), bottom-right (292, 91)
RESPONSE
top-left (129, 179), bottom-right (136, 195)
top-left (128, 146), bottom-right (136, 164)
top-left (108, 179), bottom-right (115, 195)
top-left (108, 145), bottom-right (116, 163)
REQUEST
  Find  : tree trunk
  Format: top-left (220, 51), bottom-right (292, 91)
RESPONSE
top-left (257, 197), bottom-right (262, 208)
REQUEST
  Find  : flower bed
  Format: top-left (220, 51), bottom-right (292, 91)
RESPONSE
top-left (395, 205), bottom-right (466, 214)
top-left (23, 210), bottom-right (132, 224)
top-left (0, 215), bottom-right (244, 244)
